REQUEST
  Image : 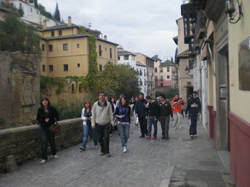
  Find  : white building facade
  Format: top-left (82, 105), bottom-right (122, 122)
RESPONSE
top-left (118, 52), bottom-right (136, 69)
top-left (136, 62), bottom-right (147, 97)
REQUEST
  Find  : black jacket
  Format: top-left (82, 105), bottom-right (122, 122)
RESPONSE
top-left (159, 101), bottom-right (173, 118)
top-left (148, 101), bottom-right (160, 119)
top-left (135, 99), bottom-right (148, 118)
top-left (36, 107), bottom-right (59, 129)
top-left (185, 97), bottom-right (201, 115)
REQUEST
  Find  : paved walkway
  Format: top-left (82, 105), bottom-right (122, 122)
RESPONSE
top-left (0, 117), bottom-right (234, 187)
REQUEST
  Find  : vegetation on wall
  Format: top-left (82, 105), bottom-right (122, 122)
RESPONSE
top-left (37, 4), bottom-right (53, 19)
top-left (0, 12), bottom-right (41, 55)
top-left (2, 2), bottom-right (24, 16)
top-left (40, 76), bottom-right (65, 94)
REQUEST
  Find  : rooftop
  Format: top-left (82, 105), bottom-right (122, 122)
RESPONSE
top-left (118, 50), bottom-right (136, 56)
top-left (136, 61), bottom-right (147, 67)
top-left (152, 55), bottom-right (162, 61)
top-left (159, 60), bottom-right (177, 67)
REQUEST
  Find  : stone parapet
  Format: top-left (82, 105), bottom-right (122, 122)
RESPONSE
top-left (0, 118), bottom-right (83, 173)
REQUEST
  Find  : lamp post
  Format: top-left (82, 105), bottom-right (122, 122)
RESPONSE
top-left (225, 0), bottom-right (243, 24)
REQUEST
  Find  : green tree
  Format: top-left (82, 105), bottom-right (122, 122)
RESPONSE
top-left (0, 13), bottom-right (41, 55)
top-left (53, 3), bottom-right (60, 21)
top-left (2, 2), bottom-right (23, 16)
top-left (38, 4), bottom-right (52, 19)
top-left (34, 0), bottom-right (38, 8)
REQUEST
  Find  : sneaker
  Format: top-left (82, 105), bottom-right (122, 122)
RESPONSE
top-left (100, 152), bottom-right (105, 156)
top-left (53, 155), bottom-right (59, 159)
top-left (194, 135), bottom-right (197, 138)
top-left (146, 136), bottom-right (151, 139)
top-left (106, 153), bottom-right (111, 157)
top-left (190, 135), bottom-right (194, 139)
top-left (166, 137), bottom-right (169, 140)
top-left (93, 145), bottom-right (99, 149)
top-left (162, 137), bottom-right (165, 139)
top-left (139, 135), bottom-right (145, 138)
top-left (79, 146), bottom-right (86, 151)
top-left (179, 125), bottom-right (183, 129)
top-left (40, 159), bottom-right (46, 164)
top-left (135, 123), bottom-right (138, 126)
top-left (152, 136), bottom-right (156, 140)
top-left (123, 146), bottom-right (127, 153)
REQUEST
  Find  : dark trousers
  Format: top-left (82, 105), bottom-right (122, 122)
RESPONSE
top-left (159, 116), bottom-right (170, 138)
top-left (138, 117), bottom-right (147, 136)
top-left (189, 113), bottom-right (197, 135)
top-left (39, 126), bottom-right (56, 160)
top-left (96, 123), bottom-right (110, 153)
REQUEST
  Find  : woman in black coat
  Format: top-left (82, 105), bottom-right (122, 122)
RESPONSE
top-left (36, 97), bottom-right (59, 164)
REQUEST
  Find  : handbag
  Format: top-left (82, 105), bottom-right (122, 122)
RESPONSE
top-left (49, 119), bottom-right (61, 133)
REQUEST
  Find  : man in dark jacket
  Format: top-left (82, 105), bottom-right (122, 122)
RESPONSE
top-left (135, 93), bottom-right (148, 138)
top-left (158, 94), bottom-right (173, 139)
top-left (146, 96), bottom-right (159, 139)
top-left (185, 91), bottom-right (201, 139)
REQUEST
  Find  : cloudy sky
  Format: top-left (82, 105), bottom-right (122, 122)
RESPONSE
top-left (39, 0), bottom-right (184, 61)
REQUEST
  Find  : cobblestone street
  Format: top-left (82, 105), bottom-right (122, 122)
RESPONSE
top-left (0, 117), bottom-right (234, 187)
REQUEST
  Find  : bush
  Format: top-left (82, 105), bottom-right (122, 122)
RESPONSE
top-left (53, 96), bottom-right (96, 120)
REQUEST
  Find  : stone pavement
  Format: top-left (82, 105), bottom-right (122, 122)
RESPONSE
top-left (0, 117), bottom-right (235, 187)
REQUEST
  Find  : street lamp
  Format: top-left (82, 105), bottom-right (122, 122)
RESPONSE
top-left (225, 0), bottom-right (243, 24)
top-left (185, 66), bottom-right (190, 75)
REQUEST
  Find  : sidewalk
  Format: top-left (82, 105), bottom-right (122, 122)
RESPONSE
top-left (164, 117), bottom-right (235, 187)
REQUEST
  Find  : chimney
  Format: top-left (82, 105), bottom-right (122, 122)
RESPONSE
top-left (43, 20), bottom-right (47, 29)
top-left (104, 35), bottom-right (107, 40)
top-left (68, 16), bottom-right (72, 26)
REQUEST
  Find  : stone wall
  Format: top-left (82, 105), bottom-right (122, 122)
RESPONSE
top-left (0, 118), bottom-right (84, 173)
top-left (0, 52), bottom-right (40, 129)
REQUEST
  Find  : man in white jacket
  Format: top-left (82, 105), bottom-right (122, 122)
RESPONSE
top-left (92, 92), bottom-right (115, 157)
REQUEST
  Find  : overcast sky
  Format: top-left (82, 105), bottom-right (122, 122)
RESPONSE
top-left (39, 0), bottom-right (184, 61)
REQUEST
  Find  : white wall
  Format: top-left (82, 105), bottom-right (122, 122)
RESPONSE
top-left (136, 65), bottom-right (147, 96)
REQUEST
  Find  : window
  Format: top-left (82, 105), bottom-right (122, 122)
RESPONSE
top-left (160, 67), bottom-right (163, 72)
top-left (144, 79), bottom-right (146, 85)
top-left (161, 83), bottom-right (163, 87)
top-left (59, 30), bottom-right (62, 36)
top-left (167, 75), bottom-right (170, 79)
top-left (110, 48), bottom-right (112, 58)
top-left (19, 3), bottom-right (22, 10)
top-left (49, 45), bottom-right (53, 52)
top-left (99, 65), bottom-right (102, 72)
top-left (64, 64), bottom-right (68, 71)
top-left (51, 31), bottom-right (54, 37)
top-left (105, 47), bottom-right (107, 51)
top-left (29, 0), bottom-right (33, 3)
top-left (49, 65), bottom-right (53, 72)
top-left (155, 68), bottom-right (157, 72)
top-left (144, 70), bottom-right (146, 76)
top-left (77, 44), bottom-right (80, 48)
top-left (155, 76), bottom-right (158, 80)
top-left (42, 65), bottom-right (45, 72)
top-left (132, 56), bottom-right (135, 60)
top-left (160, 76), bottom-right (163, 81)
top-left (30, 8), bottom-right (32, 12)
top-left (99, 45), bottom-right (102, 56)
top-left (42, 44), bottom-right (45, 51)
top-left (167, 67), bottom-right (170, 72)
top-left (124, 55), bottom-right (129, 60)
top-left (63, 44), bottom-right (68, 51)
top-left (77, 63), bottom-right (80, 67)
top-left (37, 11), bottom-right (38, 14)
top-left (72, 84), bottom-right (75, 92)
top-left (118, 56), bottom-right (120, 60)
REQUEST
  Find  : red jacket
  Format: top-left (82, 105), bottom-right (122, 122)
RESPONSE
top-left (171, 98), bottom-right (185, 113)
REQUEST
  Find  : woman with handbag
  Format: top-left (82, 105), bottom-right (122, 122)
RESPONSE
top-left (79, 100), bottom-right (98, 151)
top-left (114, 96), bottom-right (131, 153)
top-left (36, 97), bottom-right (59, 164)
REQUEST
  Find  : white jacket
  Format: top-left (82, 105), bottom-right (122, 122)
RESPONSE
top-left (81, 108), bottom-right (92, 126)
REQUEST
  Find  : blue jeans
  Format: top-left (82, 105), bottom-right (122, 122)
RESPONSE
top-left (82, 124), bottom-right (98, 148)
top-left (117, 123), bottom-right (130, 147)
top-left (189, 113), bottom-right (197, 135)
top-left (147, 116), bottom-right (158, 138)
top-left (39, 126), bottom-right (56, 160)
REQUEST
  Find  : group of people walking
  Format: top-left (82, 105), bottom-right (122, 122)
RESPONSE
top-left (36, 91), bottom-right (201, 164)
